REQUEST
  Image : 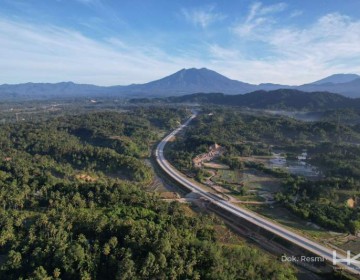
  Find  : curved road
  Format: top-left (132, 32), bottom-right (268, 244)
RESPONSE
top-left (155, 113), bottom-right (360, 275)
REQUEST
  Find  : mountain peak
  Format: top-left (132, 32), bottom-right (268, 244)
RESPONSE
top-left (310, 73), bottom-right (360, 85)
top-left (178, 67), bottom-right (211, 73)
top-left (184, 67), bottom-right (208, 70)
top-left (136, 68), bottom-right (254, 95)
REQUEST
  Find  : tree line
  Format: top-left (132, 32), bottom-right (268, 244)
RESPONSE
top-left (0, 107), bottom-right (295, 279)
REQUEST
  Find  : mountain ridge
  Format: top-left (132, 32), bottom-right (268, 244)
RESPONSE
top-left (130, 89), bottom-right (360, 110)
top-left (308, 74), bottom-right (360, 85)
top-left (1, 68), bottom-right (359, 100)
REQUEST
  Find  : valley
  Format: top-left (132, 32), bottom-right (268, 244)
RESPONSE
top-left (2, 1), bottom-right (360, 279)
top-left (2, 92), bottom-right (360, 279)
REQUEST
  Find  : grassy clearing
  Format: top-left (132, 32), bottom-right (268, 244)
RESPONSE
top-left (233, 194), bottom-right (266, 202)
top-left (239, 168), bottom-right (282, 192)
top-left (238, 155), bottom-right (272, 164)
top-left (246, 205), bottom-right (334, 240)
top-left (336, 238), bottom-right (360, 254)
top-left (212, 169), bottom-right (241, 184)
top-left (213, 224), bottom-right (246, 246)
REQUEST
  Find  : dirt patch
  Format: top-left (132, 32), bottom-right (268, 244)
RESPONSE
top-left (213, 185), bottom-right (231, 194)
top-left (346, 197), bottom-right (356, 208)
top-left (159, 192), bottom-right (180, 199)
top-left (193, 144), bottom-right (226, 168)
top-left (75, 173), bottom-right (97, 182)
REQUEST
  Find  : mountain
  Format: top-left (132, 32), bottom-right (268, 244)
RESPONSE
top-left (309, 74), bottom-right (360, 85)
top-left (132, 89), bottom-right (360, 110)
top-left (0, 82), bottom-right (110, 100)
top-left (0, 68), bottom-right (257, 100)
top-left (298, 77), bottom-right (360, 98)
top-left (129, 70), bottom-right (360, 97)
top-left (1, 68), bottom-right (360, 100)
top-left (121, 68), bottom-right (256, 96)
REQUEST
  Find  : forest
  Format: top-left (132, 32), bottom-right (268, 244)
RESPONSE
top-left (0, 106), bottom-right (295, 279)
top-left (166, 106), bottom-right (360, 234)
top-left (130, 89), bottom-right (360, 111)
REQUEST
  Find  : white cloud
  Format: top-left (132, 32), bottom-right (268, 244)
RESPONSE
top-left (247, 2), bottom-right (262, 22)
top-left (182, 5), bottom-right (225, 28)
top-left (1, 8), bottom-right (360, 87)
top-left (219, 12), bottom-right (360, 84)
top-left (208, 44), bottom-right (241, 60)
top-left (234, 1), bottom-right (286, 36)
top-left (0, 17), bottom-right (204, 85)
top-left (268, 13), bottom-right (360, 62)
top-left (290, 10), bottom-right (303, 18)
top-left (257, 2), bottom-right (287, 16)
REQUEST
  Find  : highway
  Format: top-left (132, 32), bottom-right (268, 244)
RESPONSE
top-left (155, 113), bottom-right (360, 276)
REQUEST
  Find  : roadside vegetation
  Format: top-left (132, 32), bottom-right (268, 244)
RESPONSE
top-left (167, 106), bottom-right (360, 234)
top-left (0, 106), bottom-right (296, 279)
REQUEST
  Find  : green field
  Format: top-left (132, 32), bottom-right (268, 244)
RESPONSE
top-left (247, 205), bottom-right (335, 240)
top-left (239, 169), bottom-right (282, 192)
top-left (212, 169), bottom-right (242, 184)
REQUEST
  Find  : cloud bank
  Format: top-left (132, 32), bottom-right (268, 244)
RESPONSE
top-left (1, 2), bottom-right (360, 85)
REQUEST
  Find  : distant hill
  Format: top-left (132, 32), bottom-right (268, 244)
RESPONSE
top-left (238, 89), bottom-right (358, 110)
top-left (123, 70), bottom-right (360, 97)
top-left (1, 68), bottom-right (360, 100)
top-left (0, 82), bottom-right (110, 100)
top-left (309, 74), bottom-right (360, 85)
top-left (132, 89), bottom-right (360, 110)
top-left (298, 78), bottom-right (360, 98)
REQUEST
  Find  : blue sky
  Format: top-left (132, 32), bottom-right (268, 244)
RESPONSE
top-left (1, 0), bottom-right (360, 85)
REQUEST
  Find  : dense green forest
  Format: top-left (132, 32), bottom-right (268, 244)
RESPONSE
top-left (130, 89), bottom-right (360, 111)
top-left (167, 107), bottom-right (360, 233)
top-left (0, 107), bottom-right (295, 279)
